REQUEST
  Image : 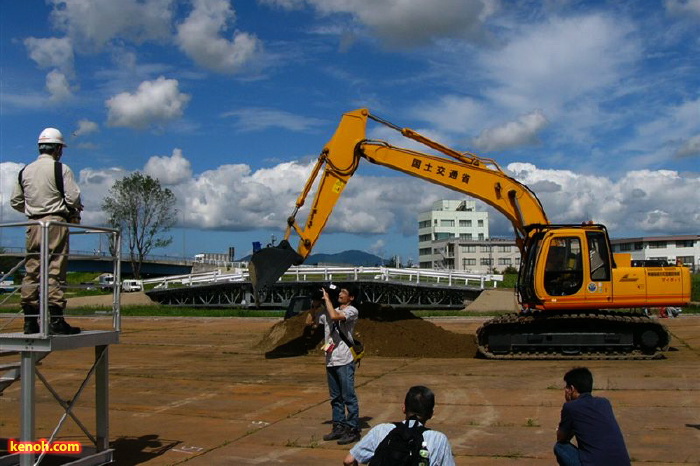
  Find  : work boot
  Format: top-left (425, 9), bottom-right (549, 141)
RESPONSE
top-left (22, 305), bottom-right (40, 334)
top-left (48, 305), bottom-right (81, 335)
top-left (322, 423), bottom-right (346, 441)
top-left (337, 427), bottom-right (361, 445)
top-left (24, 317), bottom-right (39, 334)
top-left (49, 317), bottom-right (81, 335)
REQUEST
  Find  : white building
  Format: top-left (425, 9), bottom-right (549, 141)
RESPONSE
top-left (427, 237), bottom-right (520, 274)
top-left (418, 200), bottom-right (490, 269)
top-left (610, 234), bottom-right (700, 272)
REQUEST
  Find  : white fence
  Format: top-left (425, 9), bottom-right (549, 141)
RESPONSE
top-left (143, 265), bottom-right (503, 290)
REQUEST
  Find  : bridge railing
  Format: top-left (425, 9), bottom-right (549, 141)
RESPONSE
top-left (142, 265), bottom-right (503, 290)
top-left (285, 265), bottom-right (503, 288)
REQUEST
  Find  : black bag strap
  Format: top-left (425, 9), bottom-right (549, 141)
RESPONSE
top-left (17, 168), bottom-right (25, 192)
top-left (401, 417), bottom-right (430, 433)
top-left (54, 161), bottom-right (65, 198)
top-left (333, 320), bottom-right (355, 347)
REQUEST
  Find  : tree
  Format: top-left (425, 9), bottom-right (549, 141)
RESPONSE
top-left (102, 173), bottom-right (177, 279)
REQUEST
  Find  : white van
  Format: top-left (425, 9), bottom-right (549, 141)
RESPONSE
top-left (122, 280), bottom-right (143, 292)
top-left (99, 274), bottom-right (114, 291)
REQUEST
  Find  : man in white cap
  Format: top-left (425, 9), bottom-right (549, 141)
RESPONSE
top-left (11, 128), bottom-right (82, 335)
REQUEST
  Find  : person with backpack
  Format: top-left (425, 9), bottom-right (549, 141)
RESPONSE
top-left (343, 385), bottom-right (455, 466)
top-left (10, 127), bottom-right (82, 335)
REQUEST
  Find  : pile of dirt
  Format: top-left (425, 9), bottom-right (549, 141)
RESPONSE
top-left (465, 288), bottom-right (519, 313)
top-left (257, 303), bottom-right (479, 359)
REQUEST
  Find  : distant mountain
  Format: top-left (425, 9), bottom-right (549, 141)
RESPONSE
top-left (306, 250), bottom-right (385, 267)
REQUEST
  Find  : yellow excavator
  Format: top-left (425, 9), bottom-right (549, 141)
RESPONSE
top-left (250, 108), bottom-right (691, 359)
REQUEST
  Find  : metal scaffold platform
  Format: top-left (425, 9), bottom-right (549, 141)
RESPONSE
top-left (0, 221), bottom-right (122, 466)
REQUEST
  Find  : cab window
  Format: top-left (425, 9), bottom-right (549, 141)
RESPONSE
top-left (544, 237), bottom-right (583, 296)
top-left (587, 231), bottom-right (611, 281)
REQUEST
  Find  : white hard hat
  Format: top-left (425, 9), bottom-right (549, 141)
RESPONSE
top-left (37, 127), bottom-right (67, 146)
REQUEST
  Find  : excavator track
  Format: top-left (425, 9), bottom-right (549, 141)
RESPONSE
top-left (476, 310), bottom-right (671, 360)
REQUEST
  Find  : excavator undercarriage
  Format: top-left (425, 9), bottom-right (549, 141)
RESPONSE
top-left (476, 310), bottom-right (671, 360)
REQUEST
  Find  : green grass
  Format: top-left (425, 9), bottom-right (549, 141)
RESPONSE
top-left (0, 305), bottom-right (286, 318)
top-left (499, 273), bottom-right (518, 288)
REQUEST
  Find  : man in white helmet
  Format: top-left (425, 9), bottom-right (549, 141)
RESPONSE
top-left (10, 128), bottom-right (82, 335)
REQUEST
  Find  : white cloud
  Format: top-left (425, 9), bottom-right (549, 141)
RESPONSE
top-left (24, 37), bottom-right (74, 73)
top-left (222, 107), bottom-right (325, 132)
top-left (172, 158), bottom-right (700, 238)
top-left (73, 119), bottom-right (99, 137)
top-left (0, 162), bottom-right (26, 222)
top-left (176, 0), bottom-right (262, 73)
top-left (369, 239), bottom-right (387, 256)
top-left (46, 70), bottom-right (74, 102)
top-left (48, 0), bottom-right (174, 50)
top-left (507, 163), bottom-right (700, 235)
top-left (291, 0), bottom-right (498, 47)
top-left (412, 95), bottom-right (486, 134)
top-left (106, 76), bottom-right (191, 129)
top-left (75, 166), bottom-right (130, 225)
top-left (24, 37), bottom-right (76, 101)
top-left (472, 110), bottom-right (549, 151)
top-left (665, 0), bottom-right (700, 19)
top-left (144, 148), bottom-right (193, 185)
top-left (4, 155), bottom-right (698, 243)
top-left (482, 14), bottom-right (640, 111)
top-left (675, 135), bottom-right (700, 158)
top-left (634, 97), bottom-right (700, 158)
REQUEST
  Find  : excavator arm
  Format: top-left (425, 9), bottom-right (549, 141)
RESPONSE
top-left (250, 108), bottom-right (549, 289)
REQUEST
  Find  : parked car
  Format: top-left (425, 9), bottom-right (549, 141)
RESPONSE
top-left (0, 279), bottom-right (16, 293)
top-left (99, 274), bottom-right (115, 291)
top-left (122, 280), bottom-right (143, 292)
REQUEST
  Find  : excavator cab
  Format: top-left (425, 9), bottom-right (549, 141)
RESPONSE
top-left (518, 224), bottom-right (613, 310)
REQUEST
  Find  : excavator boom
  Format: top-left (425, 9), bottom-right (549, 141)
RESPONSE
top-left (250, 108), bottom-right (548, 289)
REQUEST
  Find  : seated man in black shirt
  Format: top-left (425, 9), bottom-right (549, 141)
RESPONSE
top-left (555, 367), bottom-right (631, 466)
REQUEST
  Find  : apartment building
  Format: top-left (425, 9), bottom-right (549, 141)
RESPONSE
top-left (610, 234), bottom-right (700, 272)
top-left (419, 200), bottom-right (493, 270)
top-left (426, 237), bottom-right (520, 274)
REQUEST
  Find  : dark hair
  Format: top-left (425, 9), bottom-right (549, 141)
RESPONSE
top-left (404, 385), bottom-right (435, 422)
top-left (38, 143), bottom-right (62, 155)
top-left (343, 285), bottom-right (359, 302)
top-left (564, 367), bottom-right (593, 394)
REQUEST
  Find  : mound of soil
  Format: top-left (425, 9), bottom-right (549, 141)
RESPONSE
top-left (257, 303), bottom-right (478, 359)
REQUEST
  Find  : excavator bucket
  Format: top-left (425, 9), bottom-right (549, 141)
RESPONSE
top-left (249, 240), bottom-right (304, 291)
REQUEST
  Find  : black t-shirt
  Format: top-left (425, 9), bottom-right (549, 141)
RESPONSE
top-left (558, 393), bottom-right (630, 465)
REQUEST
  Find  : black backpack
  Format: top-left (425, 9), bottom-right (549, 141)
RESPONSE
top-left (368, 421), bottom-right (429, 466)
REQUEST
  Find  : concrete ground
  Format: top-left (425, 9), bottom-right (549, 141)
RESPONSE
top-left (1, 315), bottom-right (699, 465)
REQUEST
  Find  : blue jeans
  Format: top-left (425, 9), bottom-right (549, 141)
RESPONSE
top-left (326, 363), bottom-right (359, 430)
top-left (554, 442), bottom-right (581, 466)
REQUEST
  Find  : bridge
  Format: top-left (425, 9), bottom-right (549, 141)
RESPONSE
top-left (1, 221), bottom-right (503, 310)
top-left (144, 266), bottom-right (504, 310)
top-left (0, 246), bottom-right (193, 276)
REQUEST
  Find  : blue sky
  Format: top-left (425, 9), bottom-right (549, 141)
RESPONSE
top-left (1, 0), bottom-right (699, 264)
